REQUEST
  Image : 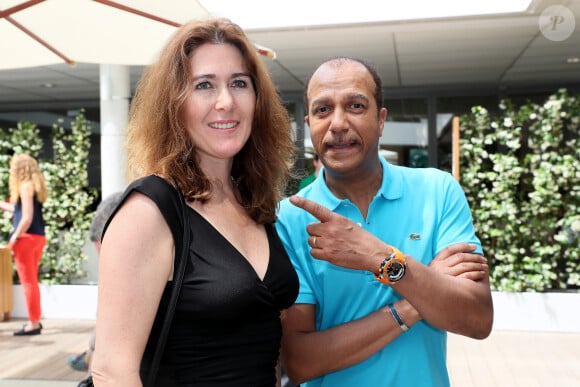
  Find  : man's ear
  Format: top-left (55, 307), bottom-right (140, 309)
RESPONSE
top-left (378, 107), bottom-right (387, 136)
top-left (305, 115), bottom-right (310, 127)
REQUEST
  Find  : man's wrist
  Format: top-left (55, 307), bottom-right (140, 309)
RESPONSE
top-left (387, 303), bottom-right (409, 332)
top-left (383, 301), bottom-right (420, 332)
top-left (374, 246), bottom-right (407, 285)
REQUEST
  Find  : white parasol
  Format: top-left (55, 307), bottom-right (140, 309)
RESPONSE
top-left (0, 0), bottom-right (275, 70)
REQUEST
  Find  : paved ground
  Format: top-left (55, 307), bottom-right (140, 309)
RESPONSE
top-left (1, 318), bottom-right (579, 386)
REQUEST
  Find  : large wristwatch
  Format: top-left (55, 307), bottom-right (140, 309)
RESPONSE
top-left (375, 246), bottom-right (406, 285)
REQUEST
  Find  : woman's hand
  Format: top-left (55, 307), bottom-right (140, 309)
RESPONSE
top-left (0, 201), bottom-right (14, 213)
top-left (7, 233), bottom-right (18, 249)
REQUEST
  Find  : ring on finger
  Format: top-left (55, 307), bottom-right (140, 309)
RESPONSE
top-left (312, 236), bottom-right (317, 248)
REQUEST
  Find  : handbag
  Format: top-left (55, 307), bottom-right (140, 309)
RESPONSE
top-left (78, 178), bottom-right (190, 387)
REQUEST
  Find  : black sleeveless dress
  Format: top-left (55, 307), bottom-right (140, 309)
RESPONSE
top-left (106, 175), bottom-right (299, 387)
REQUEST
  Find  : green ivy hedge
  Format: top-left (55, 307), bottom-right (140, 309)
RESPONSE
top-left (460, 89), bottom-right (579, 292)
top-left (0, 110), bottom-right (97, 284)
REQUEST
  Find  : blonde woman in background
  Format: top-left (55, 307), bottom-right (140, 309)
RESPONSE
top-left (0, 154), bottom-right (47, 336)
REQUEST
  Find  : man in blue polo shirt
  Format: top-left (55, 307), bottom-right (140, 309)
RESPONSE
top-left (276, 57), bottom-right (493, 387)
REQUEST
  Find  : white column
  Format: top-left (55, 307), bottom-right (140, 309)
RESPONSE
top-left (99, 64), bottom-right (130, 198)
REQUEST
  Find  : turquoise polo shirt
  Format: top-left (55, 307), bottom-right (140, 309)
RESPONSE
top-left (276, 157), bottom-right (482, 387)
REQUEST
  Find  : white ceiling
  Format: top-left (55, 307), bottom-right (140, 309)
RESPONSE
top-left (0, 0), bottom-right (578, 114)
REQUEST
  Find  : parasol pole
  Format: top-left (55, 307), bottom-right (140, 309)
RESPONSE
top-left (452, 116), bottom-right (460, 181)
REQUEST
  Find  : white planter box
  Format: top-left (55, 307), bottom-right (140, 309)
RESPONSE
top-left (12, 284), bottom-right (97, 320)
top-left (491, 291), bottom-right (580, 333)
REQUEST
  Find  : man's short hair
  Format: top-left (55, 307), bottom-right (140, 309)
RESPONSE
top-left (304, 56), bottom-right (384, 115)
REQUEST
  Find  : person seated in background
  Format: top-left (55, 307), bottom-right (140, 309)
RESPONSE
top-left (67, 192), bottom-right (123, 380)
top-left (298, 153), bottom-right (322, 190)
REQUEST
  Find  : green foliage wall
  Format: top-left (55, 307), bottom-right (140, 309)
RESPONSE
top-left (0, 111), bottom-right (97, 284)
top-left (460, 89), bottom-right (579, 292)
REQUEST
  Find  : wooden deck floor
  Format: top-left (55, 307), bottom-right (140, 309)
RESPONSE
top-left (1, 318), bottom-right (580, 386)
top-left (0, 318), bottom-right (92, 383)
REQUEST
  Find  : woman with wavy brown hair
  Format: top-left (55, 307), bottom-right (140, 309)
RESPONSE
top-left (92, 18), bottom-right (298, 386)
top-left (0, 154), bottom-right (47, 336)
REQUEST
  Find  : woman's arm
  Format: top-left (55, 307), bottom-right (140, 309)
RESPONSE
top-left (8, 182), bottom-right (34, 247)
top-left (91, 192), bottom-right (174, 386)
top-left (0, 201), bottom-right (14, 213)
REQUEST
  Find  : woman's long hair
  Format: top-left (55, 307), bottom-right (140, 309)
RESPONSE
top-left (9, 154), bottom-right (48, 204)
top-left (125, 18), bottom-right (295, 224)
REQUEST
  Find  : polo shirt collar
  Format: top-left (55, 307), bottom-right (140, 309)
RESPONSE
top-left (308, 156), bottom-right (404, 212)
top-left (378, 156), bottom-right (403, 200)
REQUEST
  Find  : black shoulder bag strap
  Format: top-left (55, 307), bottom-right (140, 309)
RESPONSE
top-left (145, 183), bottom-right (190, 387)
